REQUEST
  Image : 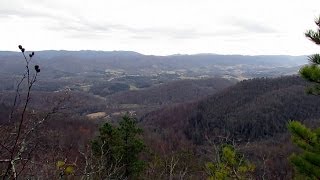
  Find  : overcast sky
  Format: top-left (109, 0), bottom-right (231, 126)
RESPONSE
top-left (0, 0), bottom-right (319, 55)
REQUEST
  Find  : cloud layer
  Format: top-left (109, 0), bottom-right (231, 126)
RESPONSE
top-left (0, 0), bottom-right (319, 55)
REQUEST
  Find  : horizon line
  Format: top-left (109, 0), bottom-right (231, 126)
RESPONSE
top-left (0, 49), bottom-right (310, 57)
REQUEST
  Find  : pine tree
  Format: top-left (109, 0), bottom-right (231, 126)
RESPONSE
top-left (118, 115), bottom-right (145, 178)
top-left (287, 15), bottom-right (320, 179)
top-left (91, 122), bottom-right (123, 166)
top-left (91, 115), bottom-right (145, 179)
top-left (205, 145), bottom-right (255, 180)
top-left (287, 121), bottom-right (320, 179)
top-left (299, 16), bottom-right (320, 95)
top-left (91, 121), bottom-right (123, 179)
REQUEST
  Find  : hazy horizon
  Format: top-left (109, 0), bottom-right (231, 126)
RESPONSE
top-left (0, 49), bottom-right (312, 57)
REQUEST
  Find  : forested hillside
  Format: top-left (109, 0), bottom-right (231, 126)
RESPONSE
top-left (107, 78), bottom-right (235, 105)
top-left (142, 76), bottom-right (320, 144)
top-left (138, 75), bottom-right (320, 179)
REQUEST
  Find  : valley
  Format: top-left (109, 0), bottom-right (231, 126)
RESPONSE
top-left (0, 51), bottom-right (316, 179)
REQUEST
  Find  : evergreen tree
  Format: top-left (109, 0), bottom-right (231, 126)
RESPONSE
top-left (287, 15), bottom-right (320, 179)
top-left (205, 145), bottom-right (255, 180)
top-left (91, 115), bottom-right (145, 179)
top-left (299, 16), bottom-right (320, 95)
top-left (287, 121), bottom-right (320, 179)
top-left (91, 122), bottom-right (123, 165)
top-left (91, 122), bottom-right (124, 179)
top-left (118, 115), bottom-right (145, 178)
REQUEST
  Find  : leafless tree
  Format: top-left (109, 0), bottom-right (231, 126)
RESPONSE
top-left (0, 45), bottom-right (67, 179)
top-left (78, 143), bottom-right (125, 180)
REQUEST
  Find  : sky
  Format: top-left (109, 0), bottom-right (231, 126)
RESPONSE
top-left (0, 0), bottom-right (320, 55)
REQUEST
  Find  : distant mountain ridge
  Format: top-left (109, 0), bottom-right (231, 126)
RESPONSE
top-left (0, 50), bottom-right (308, 79)
top-left (0, 50), bottom-right (309, 58)
top-left (0, 50), bottom-right (308, 65)
top-left (0, 50), bottom-right (308, 64)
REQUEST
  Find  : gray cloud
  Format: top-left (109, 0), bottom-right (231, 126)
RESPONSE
top-left (130, 35), bottom-right (153, 40)
top-left (46, 18), bottom-right (205, 40)
top-left (227, 17), bottom-right (277, 34)
top-left (46, 19), bottom-right (250, 40)
top-left (0, 7), bottom-right (56, 19)
top-left (0, 3), bottom-right (278, 41)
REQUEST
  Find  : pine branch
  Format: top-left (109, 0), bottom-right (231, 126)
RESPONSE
top-left (308, 54), bottom-right (320, 65)
top-left (305, 30), bottom-right (320, 45)
top-left (300, 65), bottom-right (320, 83)
top-left (315, 16), bottom-right (320, 27)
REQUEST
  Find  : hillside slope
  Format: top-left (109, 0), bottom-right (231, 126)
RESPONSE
top-left (142, 76), bottom-right (320, 144)
top-left (106, 78), bottom-right (235, 106)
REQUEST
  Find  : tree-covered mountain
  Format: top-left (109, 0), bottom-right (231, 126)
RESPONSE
top-left (142, 76), bottom-right (320, 144)
top-left (106, 78), bottom-right (235, 106)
